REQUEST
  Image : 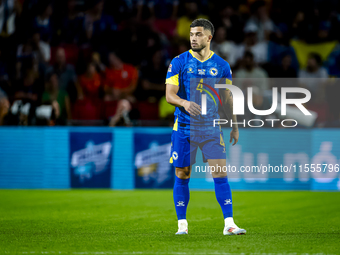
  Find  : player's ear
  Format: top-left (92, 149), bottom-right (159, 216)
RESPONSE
top-left (208, 34), bottom-right (213, 42)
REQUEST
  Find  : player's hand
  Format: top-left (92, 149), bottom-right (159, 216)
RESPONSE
top-left (230, 129), bottom-right (239, 146)
top-left (183, 101), bottom-right (201, 116)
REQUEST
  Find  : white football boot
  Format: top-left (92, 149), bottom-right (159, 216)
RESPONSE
top-left (175, 219), bottom-right (188, 235)
top-left (223, 218), bottom-right (246, 235)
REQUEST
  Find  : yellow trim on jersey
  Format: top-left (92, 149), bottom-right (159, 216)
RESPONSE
top-left (189, 49), bottom-right (214, 63)
top-left (166, 74), bottom-right (179, 86)
top-left (169, 157), bottom-right (173, 164)
top-left (225, 78), bottom-right (232, 90)
top-left (173, 117), bottom-right (178, 131)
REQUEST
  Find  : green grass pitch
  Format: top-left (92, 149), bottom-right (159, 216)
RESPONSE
top-left (0, 190), bottom-right (339, 254)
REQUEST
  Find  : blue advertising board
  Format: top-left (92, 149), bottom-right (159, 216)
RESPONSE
top-left (70, 132), bottom-right (113, 188)
top-left (0, 127), bottom-right (339, 190)
top-left (134, 131), bottom-right (174, 188)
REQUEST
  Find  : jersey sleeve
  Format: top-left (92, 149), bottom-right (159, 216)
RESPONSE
top-left (165, 57), bottom-right (181, 86)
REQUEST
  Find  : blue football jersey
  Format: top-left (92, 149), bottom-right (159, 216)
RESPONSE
top-left (166, 49), bottom-right (232, 127)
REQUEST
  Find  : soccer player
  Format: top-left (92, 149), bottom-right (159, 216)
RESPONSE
top-left (165, 19), bottom-right (246, 235)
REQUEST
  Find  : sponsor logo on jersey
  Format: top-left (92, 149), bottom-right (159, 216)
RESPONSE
top-left (168, 64), bottom-right (172, 72)
top-left (209, 67), bottom-right (218, 76)
top-left (198, 69), bottom-right (205, 75)
top-left (172, 151), bottom-right (178, 160)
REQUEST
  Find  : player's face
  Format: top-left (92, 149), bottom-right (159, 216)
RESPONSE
top-left (190, 27), bottom-right (212, 52)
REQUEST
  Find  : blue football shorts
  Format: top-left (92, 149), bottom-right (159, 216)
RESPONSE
top-left (169, 124), bottom-right (226, 168)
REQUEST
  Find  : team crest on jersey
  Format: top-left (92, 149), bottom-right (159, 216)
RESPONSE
top-left (198, 69), bottom-right (205, 75)
top-left (187, 67), bottom-right (194, 73)
top-left (168, 64), bottom-right (172, 72)
top-left (209, 67), bottom-right (218, 76)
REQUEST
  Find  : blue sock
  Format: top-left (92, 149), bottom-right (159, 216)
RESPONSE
top-left (213, 177), bottom-right (233, 219)
top-left (173, 176), bottom-right (190, 220)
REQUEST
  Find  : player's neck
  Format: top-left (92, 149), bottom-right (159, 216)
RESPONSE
top-left (191, 47), bottom-right (211, 61)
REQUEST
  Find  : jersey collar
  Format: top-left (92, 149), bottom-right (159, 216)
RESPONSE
top-left (189, 49), bottom-right (214, 63)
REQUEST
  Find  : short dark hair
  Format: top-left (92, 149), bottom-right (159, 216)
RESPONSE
top-left (190, 19), bottom-right (214, 36)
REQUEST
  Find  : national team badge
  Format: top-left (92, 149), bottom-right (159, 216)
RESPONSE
top-left (172, 151), bottom-right (178, 160)
top-left (209, 67), bottom-right (218, 76)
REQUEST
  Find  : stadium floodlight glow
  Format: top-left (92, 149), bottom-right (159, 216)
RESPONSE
top-left (202, 85), bottom-right (312, 116)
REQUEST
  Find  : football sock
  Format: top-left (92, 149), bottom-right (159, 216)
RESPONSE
top-left (224, 217), bottom-right (235, 226)
top-left (173, 176), bottom-right (190, 220)
top-left (213, 177), bottom-right (233, 219)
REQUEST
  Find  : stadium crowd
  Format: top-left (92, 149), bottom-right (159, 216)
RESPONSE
top-left (1, 0), bottom-right (340, 127)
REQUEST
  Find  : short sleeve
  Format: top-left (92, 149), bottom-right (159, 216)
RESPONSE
top-left (165, 57), bottom-right (181, 86)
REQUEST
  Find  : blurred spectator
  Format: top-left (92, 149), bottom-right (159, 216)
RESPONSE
top-left (245, 0), bottom-right (275, 42)
top-left (269, 53), bottom-right (297, 78)
top-left (78, 62), bottom-right (102, 101)
top-left (0, 0), bottom-right (340, 127)
top-left (298, 52), bottom-right (328, 102)
top-left (31, 2), bottom-right (53, 42)
top-left (118, 21), bottom-right (162, 66)
top-left (17, 30), bottom-right (50, 64)
top-left (0, 87), bottom-right (9, 125)
top-left (46, 47), bottom-right (79, 101)
top-left (55, 0), bottom-right (84, 45)
top-left (148, 0), bottom-right (178, 20)
top-left (108, 99), bottom-right (132, 127)
top-left (267, 53), bottom-right (298, 93)
top-left (210, 26), bottom-right (236, 64)
top-left (176, 1), bottom-right (208, 41)
top-left (324, 44), bottom-right (340, 77)
top-left (106, 0), bottom-right (145, 23)
top-left (91, 52), bottom-right (106, 75)
top-left (317, 21), bottom-right (332, 42)
top-left (171, 38), bottom-right (190, 56)
top-left (234, 51), bottom-right (269, 92)
top-left (42, 73), bottom-right (71, 125)
top-left (290, 10), bottom-right (306, 40)
top-left (104, 52), bottom-right (138, 101)
top-left (14, 69), bottom-right (41, 102)
top-left (148, 0), bottom-right (178, 39)
top-left (80, 0), bottom-right (117, 48)
top-left (138, 49), bottom-right (167, 101)
top-left (211, 3), bottom-right (243, 43)
top-left (231, 23), bottom-right (268, 67)
top-left (0, 0), bottom-right (22, 40)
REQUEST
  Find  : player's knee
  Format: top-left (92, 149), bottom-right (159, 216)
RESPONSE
top-left (176, 167), bottom-right (191, 179)
top-left (211, 171), bottom-right (227, 179)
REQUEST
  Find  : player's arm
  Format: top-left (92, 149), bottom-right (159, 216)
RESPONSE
top-left (220, 89), bottom-right (239, 145)
top-left (165, 84), bottom-right (201, 116)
